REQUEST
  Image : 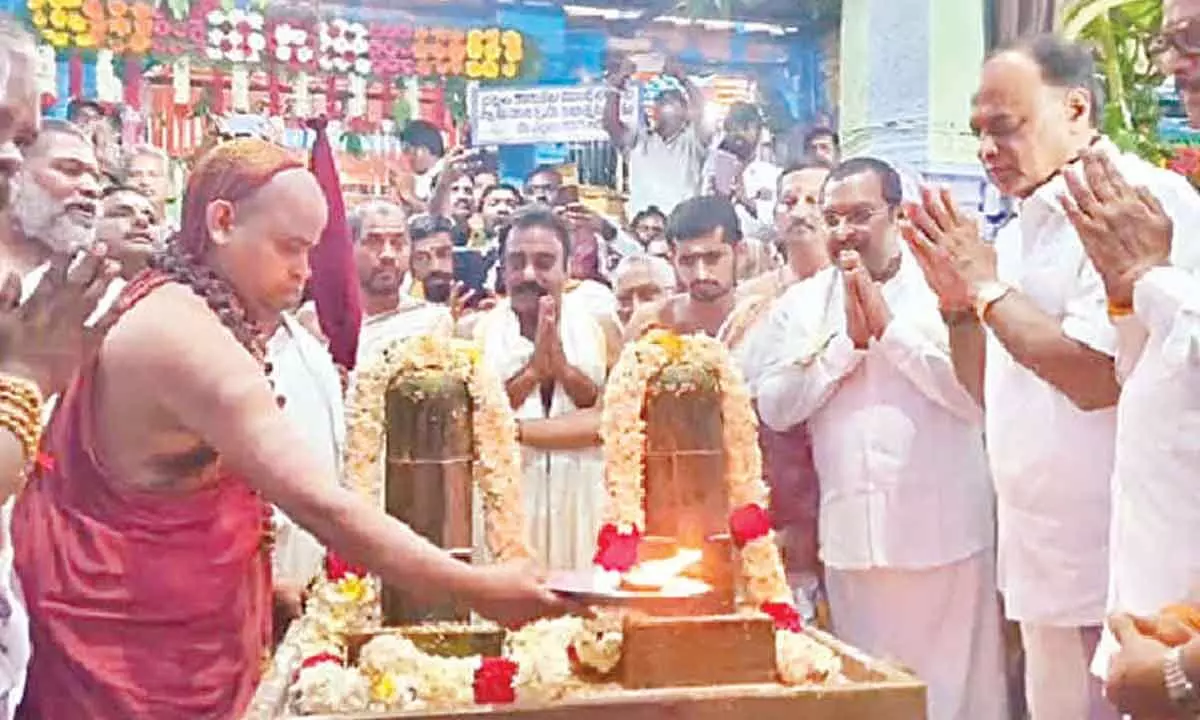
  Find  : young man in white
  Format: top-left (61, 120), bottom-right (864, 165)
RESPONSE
top-left (755, 158), bottom-right (1006, 720)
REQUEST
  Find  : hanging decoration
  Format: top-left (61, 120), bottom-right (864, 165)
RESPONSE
top-left (95, 48), bottom-right (122, 103)
top-left (271, 21), bottom-right (316, 70)
top-left (465, 28), bottom-right (523, 80)
top-left (28, 0), bottom-right (93, 50)
top-left (230, 66), bottom-right (250, 111)
top-left (205, 7), bottom-right (266, 65)
top-left (317, 19), bottom-right (371, 77)
top-left (83, 0), bottom-right (155, 55)
top-left (293, 71), bottom-right (312, 118)
top-left (171, 55), bottom-right (190, 106)
top-left (367, 24), bottom-right (414, 79)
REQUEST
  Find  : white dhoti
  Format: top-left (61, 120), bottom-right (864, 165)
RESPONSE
top-left (478, 297), bottom-right (609, 571)
top-left (825, 550), bottom-right (1009, 720)
top-left (1023, 624), bottom-right (1117, 720)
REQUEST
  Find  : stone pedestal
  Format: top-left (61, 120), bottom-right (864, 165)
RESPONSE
top-left (838, 0), bottom-right (988, 209)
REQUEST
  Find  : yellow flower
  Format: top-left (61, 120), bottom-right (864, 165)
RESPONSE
top-left (31, 11), bottom-right (49, 27)
top-left (74, 31), bottom-right (95, 47)
top-left (645, 328), bottom-right (685, 360)
top-left (370, 672), bottom-right (397, 702)
top-left (500, 62), bottom-right (519, 79)
top-left (48, 30), bottom-right (70, 47)
top-left (67, 13), bottom-right (88, 33)
top-left (61, 0), bottom-right (83, 7)
top-left (49, 7), bottom-right (68, 28)
top-left (27, 0), bottom-right (47, 11)
top-left (336, 576), bottom-right (368, 603)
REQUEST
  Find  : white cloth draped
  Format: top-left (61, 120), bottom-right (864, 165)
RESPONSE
top-left (477, 296), bottom-right (608, 571)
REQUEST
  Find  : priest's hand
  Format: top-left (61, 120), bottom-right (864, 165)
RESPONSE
top-left (466, 560), bottom-right (567, 629)
top-left (903, 186), bottom-right (993, 312)
top-left (839, 251), bottom-right (871, 349)
top-left (1105, 612), bottom-right (1186, 718)
top-left (1059, 149), bottom-right (1172, 308)
top-left (0, 245), bottom-right (121, 396)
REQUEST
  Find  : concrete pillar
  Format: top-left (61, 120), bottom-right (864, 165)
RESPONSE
top-left (838, 0), bottom-right (988, 208)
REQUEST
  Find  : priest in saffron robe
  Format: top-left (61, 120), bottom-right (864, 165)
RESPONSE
top-left (11, 139), bottom-right (562, 719)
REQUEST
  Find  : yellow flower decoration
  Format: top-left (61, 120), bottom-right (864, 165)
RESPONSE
top-left (31, 0), bottom-right (92, 49)
top-left (31, 12), bottom-right (49, 27)
top-left (370, 672), bottom-right (397, 703)
top-left (335, 576), bottom-right (369, 604)
top-left (28, 0), bottom-right (47, 10)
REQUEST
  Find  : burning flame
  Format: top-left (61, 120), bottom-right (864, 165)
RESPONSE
top-left (621, 548), bottom-right (709, 595)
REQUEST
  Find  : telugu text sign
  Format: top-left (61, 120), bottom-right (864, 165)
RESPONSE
top-left (469, 84), bottom-right (638, 146)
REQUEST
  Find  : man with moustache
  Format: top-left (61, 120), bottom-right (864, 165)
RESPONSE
top-left (0, 21), bottom-right (38, 223)
top-left (96, 185), bottom-right (160, 279)
top-left (123, 144), bottom-right (173, 229)
top-left (755, 157), bottom-right (1006, 720)
top-left (719, 157), bottom-right (832, 626)
top-left (471, 207), bottom-right (620, 571)
top-left (625, 196), bottom-right (743, 339)
top-left (352, 200), bottom-right (451, 366)
top-left (524, 166), bottom-right (562, 207)
top-left (629, 206), bottom-right (669, 257)
top-left (6, 121), bottom-right (102, 281)
top-left (902, 36), bottom-right (1159, 720)
top-left (612, 254), bottom-right (675, 328)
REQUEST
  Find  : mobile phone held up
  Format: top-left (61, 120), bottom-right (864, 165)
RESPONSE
top-left (712, 149), bottom-right (742, 197)
top-left (452, 248), bottom-right (488, 308)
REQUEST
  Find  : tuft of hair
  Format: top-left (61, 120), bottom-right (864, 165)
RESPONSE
top-left (398, 119), bottom-right (446, 158)
top-left (480, 182), bottom-right (524, 207)
top-left (23, 118), bottom-right (93, 158)
top-left (824, 156), bottom-right (904, 208)
top-left (348, 199), bottom-right (406, 245)
top-left (525, 164), bottom-right (562, 184)
top-left (724, 102), bottom-right (762, 131)
top-left (993, 33), bottom-right (1104, 127)
top-left (631, 205), bottom-right (667, 227)
top-left (101, 183), bottom-right (151, 200)
top-left (506, 204), bottom-right (572, 266)
top-left (408, 212), bottom-right (455, 243)
top-left (665, 195), bottom-right (742, 246)
top-left (613, 253), bottom-right (677, 289)
top-left (125, 143), bottom-right (169, 170)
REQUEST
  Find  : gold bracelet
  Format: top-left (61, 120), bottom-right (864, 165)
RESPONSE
top-left (0, 374), bottom-right (44, 466)
top-left (1107, 300), bottom-right (1134, 319)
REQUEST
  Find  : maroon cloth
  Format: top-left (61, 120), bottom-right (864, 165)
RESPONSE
top-left (307, 117), bottom-right (363, 369)
top-left (12, 273), bottom-right (274, 719)
top-left (760, 419), bottom-right (821, 575)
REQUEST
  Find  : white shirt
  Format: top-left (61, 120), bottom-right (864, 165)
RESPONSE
top-left (1103, 159), bottom-right (1200, 620)
top-left (626, 124), bottom-right (706, 217)
top-left (268, 315), bottom-right (346, 587)
top-left (356, 301), bottom-right (452, 368)
top-left (985, 143), bottom-right (1121, 626)
top-left (756, 254), bottom-right (993, 570)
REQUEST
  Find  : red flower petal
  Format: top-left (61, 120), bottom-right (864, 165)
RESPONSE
top-left (324, 551), bottom-right (367, 581)
top-left (300, 651), bottom-right (342, 670)
top-left (592, 523), bottom-right (641, 572)
top-left (473, 657), bottom-right (518, 704)
top-left (729, 503), bottom-right (772, 548)
top-left (761, 601), bottom-right (803, 632)
top-left (34, 450), bottom-right (56, 474)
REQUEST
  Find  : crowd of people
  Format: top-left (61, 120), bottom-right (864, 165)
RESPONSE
top-left (0, 1), bottom-right (1199, 718)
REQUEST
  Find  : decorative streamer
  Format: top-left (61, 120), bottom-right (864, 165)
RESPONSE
top-left (231, 67), bottom-right (250, 112)
top-left (36, 45), bottom-right (57, 103)
top-left (82, 53), bottom-right (97, 102)
top-left (267, 65), bottom-right (281, 116)
top-left (210, 69), bottom-right (226, 116)
top-left (172, 57), bottom-right (191, 106)
top-left (293, 71), bottom-right (311, 119)
top-left (68, 51), bottom-right (83, 100)
top-left (325, 74), bottom-right (337, 118)
top-left (95, 50), bottom-right (121, 105)
top-left (123, 57), bottom-right (143, 110)
top-left (346, 73), bottom-right (366, 119)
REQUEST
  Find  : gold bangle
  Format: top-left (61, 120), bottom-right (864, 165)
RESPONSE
top-left (0, 374), bottom-right (43, 466)
top-left (1107, 300), bottom-right (1134, 319)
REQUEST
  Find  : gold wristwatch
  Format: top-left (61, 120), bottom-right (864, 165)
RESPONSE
top-left (973, 281), bottom-right (1013, 322)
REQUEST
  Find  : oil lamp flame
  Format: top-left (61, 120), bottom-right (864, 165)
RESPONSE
top-left (620, 548), bottom-right (709, 595)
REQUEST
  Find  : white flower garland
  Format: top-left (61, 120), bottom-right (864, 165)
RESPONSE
top-left (318, 19), bottom-right (371, 76)
top-left (273, 23), bottom-right (315, 66)
top-left (595, 329), bottom-right (840, 684)
top-left (343, 334), bottom-right (529, 562)
top-left (205, 8), bottom-right (266, 64)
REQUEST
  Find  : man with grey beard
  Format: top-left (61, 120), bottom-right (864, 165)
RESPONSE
top-left (0, 20), bottom-right (38, 220)
top-left (10, 120), bottom-right (102, 280)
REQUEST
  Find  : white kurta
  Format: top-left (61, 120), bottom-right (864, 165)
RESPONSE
top-left (477, 295), bottom-right (608, 571)
top-left (755, 252), bottom-right (1006, 720)
top-left (1088, 159), bottom-right (1200, 679)
top-left (268, 315), bottom-right (346, 588)
top-left (985, 146), bottom-right (1120, 628)
top-left (357, 301), bottom-right (453, 368)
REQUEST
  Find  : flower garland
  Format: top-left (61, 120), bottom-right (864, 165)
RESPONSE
top-left (317, 19), bottom-right (370, 76)
top-left (82, 0), bottom-right (154, 54)
top-left (343, 334), bottom-right (529, 562)
top-left (29, 0), bottom-right (92, 49)
top-left (205, 8), bottom-right (266, 64)
top-left (271, 22), bottom-right (316, 69)
top-left (593, 329), bottom-right (838, 684)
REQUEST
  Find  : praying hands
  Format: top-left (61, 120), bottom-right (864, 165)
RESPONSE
top-left (839, 250), bottom-right (891, 349)
top-left (1059, 149), bottom-right (1174, 309)
top-left (901, 186), bottom-right (997, 313)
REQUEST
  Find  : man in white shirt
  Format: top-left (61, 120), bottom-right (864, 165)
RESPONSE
top-left (1086, 2), bottom-right (1200, 713)
top-left (903, 36), bottom-right (1128, 720)
top-left (603, 57), bottom-right (712, 218)
top-left (351, 200), bottom-right (450, 366)
top-left (754, 158), bottom-right (1006, 720)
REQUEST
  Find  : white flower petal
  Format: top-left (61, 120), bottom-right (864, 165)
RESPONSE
top-left (297, 47), bottom-right (314, 63)
top-left (207, 28), bottom-right (224, 46)
top-left (333, 37), bottom-right (349, 54)
top-left (206, 10), bottom-right (225, 25)
top-left (228, 8), bottom-right (245, 24)
top-left (206, 47), bottom-right (223, 60)
top-left (348, 22), bottom-right (366, 36)
top-left (227, 48), bottom-right (245, 63)
top-left (318, 57), bottom-right (332, 70)
top-left (227, 30), bottom-right (243, 46)
top-left (247, 33), bottom-right (265, 50)
top-left (354, 58), bottom-right (371, 75)
top-left (333, 18), bottom-right (348, 31)
top-left (246, 50), bottom-right (261, 64)
top-left (274, 26), bottom-right (288, 42)
top-left (352, 37), bottom-right (368, 54)
top-left (275, 46), bottom-right (290, 62)
top-left (248, 13), bottom-right (264, 30)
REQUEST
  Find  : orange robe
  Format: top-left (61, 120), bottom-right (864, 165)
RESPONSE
top-left (11, 273), bottom-right (273, 719)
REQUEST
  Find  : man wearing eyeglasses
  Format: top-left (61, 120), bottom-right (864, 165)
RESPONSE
top-left (753, 157), bottom-right (1006, 720)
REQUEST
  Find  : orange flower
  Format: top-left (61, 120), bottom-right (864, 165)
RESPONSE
top-left (110, 15), bottom-right (130, 35)
top-left (88, 18), bottom-right (105, 42)
top-left (81, 0), bottom-right (102, 19)
top-left (133, 17), bottom-right (151, 37)
top-left (129, 1), bottom-right (151, 19)
top-left (108, 0), bottom-right (128, 16)
top-left (128, 34), bottom-right (150, 54)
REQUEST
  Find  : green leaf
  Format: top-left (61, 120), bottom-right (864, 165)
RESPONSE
top-left (167, 0), bottom-right (190, 21)
top-left (342, 131), bottom-right (365, 157)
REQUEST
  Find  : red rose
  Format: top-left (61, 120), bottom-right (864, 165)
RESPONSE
top-left (33, 450), bottom-right (56, 475)
top-left (473, 657), bottom-right (518, 704)
top-left (592, 523), bottom-right (641, 572)
top-left (729, 504), bottom-right (772, 548)
top-left (324, 551), bottom-right (367, 581)
top-left (761, 601), bottom-right (803, 633)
